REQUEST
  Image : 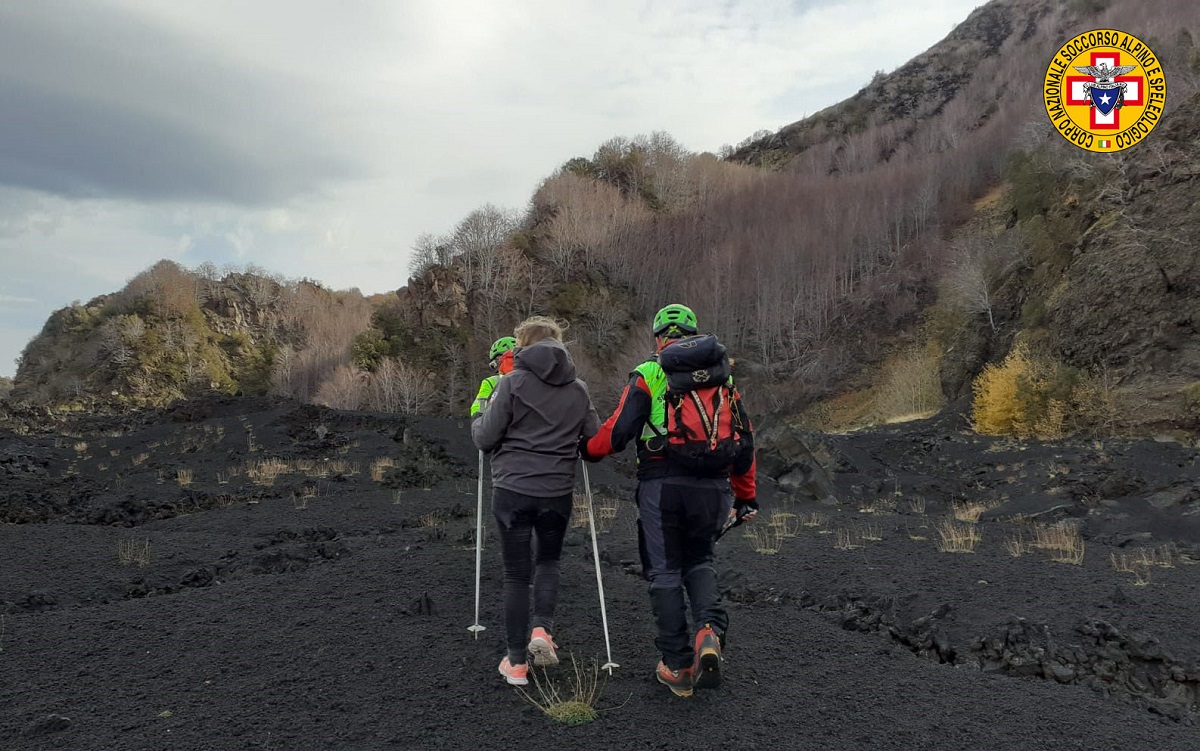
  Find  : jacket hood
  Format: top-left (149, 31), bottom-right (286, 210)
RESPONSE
top-left (514, 339), bottom-right (576, 386)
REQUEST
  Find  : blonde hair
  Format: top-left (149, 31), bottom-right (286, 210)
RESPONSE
top-left (514, 316), bottom-right (565, 347)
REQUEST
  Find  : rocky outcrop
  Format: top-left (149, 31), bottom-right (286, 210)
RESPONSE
top-left (834, 594), bottom-right (1200, 722)
top-left (755, 425), bottom-right (838, 503)
top-left (394, 266), bottom-right (469, 330)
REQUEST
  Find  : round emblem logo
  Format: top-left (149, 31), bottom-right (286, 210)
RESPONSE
top-left (1043, 29), bottom-right (1165, 153)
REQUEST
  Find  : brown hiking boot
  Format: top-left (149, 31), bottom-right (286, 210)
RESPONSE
top-left (692, 624), bottom-right (722, 689)
top-left (655, 661), bottom-right (693, 697)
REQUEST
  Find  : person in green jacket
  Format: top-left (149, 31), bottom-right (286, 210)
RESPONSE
top-left (471, 337), bottom-right (516, 417)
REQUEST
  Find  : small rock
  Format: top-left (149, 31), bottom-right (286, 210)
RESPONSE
top-left (25, 714), bottom-right (71, 736)
top-left (1051, 665), bottom-right (1076, 683)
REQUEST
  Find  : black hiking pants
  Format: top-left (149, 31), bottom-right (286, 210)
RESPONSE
top-left (493, 487), bottom-right (572, 665)
top-left (637, 476), bottom-right (733, 670)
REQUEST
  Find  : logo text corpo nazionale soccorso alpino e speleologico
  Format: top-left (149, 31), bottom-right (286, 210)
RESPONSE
top-left (1043, 29), bottom-right (1166, 153)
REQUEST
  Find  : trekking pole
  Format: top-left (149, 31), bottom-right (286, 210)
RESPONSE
top-left (467, 450), bottom-right (486, 639)
top-left (582, 463), bottom-right (619, 674)
top-left (715, 508), bottom-right (745, 542)
top-left (715, 503), bottom-right (753, 537)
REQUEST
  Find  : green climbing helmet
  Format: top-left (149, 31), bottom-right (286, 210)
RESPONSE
top-left (652, 303), bottom-right (698, 337)
top-left (489, 336), bottom-right (516, 362)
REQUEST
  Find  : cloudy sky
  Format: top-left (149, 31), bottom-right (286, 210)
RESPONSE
top-left (0, 0), bottom-right (984, 377)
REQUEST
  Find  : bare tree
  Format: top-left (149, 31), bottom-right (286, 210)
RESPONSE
top-left (314, 365), bottom-right (366, 410)
top-left (452, 205), bottom-right (519, 293)
top-left (369, 358), bottom-right (437, 415)
top-left (409, 232), bottom-right (454, 277)
top-left (945, 234), bottom-right (1025, 333)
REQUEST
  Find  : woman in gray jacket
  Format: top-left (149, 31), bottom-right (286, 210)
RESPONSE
top-left (471, 316), bottom-right (600, 686)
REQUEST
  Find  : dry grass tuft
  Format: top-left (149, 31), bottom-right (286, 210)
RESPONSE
top-left (859, 498), bottom-right (897, 515)
top-left (570, 494), bottom-right (589, 528)
top-left (417, 511), bottom-right (447, 527)
top-left (768, 512), bottom-right (800, 538)
top-left (1111, 544), bottom-right (1176, 575)
top-left (859, 522), bottom-right (883, 541)
top-left (745, 525), bottom-right (783, 555)
top-left (176, 468), bottom-right (194, 487)
top-left (117, 538), bottom-right (152, 567)
top-left (593, 498), bottom-right (619, 533)
top-left (247, 459), bottom-right (289, 486)
top-left (1003, 532), bottom-right (1027, 557)
top-left (1110, 553), bottom-right (1154, 586)
top-left (936, 518), bottom-right (981, 553)
top-left (1030, 522), bottom-right (1085, 564)
top-left (952, 500), bottom-right (996, 524)
top-left (908, 497), bottom-right (927, 515)
top-left (131, 452), bottom-right (150, 467)
top-left (370, 457), bottom-right (396, 482)
top-left (520, 655), bottom-right (605, 725)
top-left (834, 527), bottom-right (862, 550)
top-left (327, 460), bottom-right (360, 476)
top-left (293, 485), bottom-right (319, 510)
top-left (834, 522), bottom-right (884, 550)
top-left (73, 441), bottom-right (89, 455)
top-left (800, 512), bottom-right (828, 531)
top-left (1148, 543), bottom-right (1178, 568)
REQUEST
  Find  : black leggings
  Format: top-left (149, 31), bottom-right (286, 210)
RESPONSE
top-left (493, 487), bottom-right (571, 664)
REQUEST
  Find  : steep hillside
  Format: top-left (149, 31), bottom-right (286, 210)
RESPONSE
top-left (719, 0), bottom-right (1200, 436)
top-left (728, 0), bottom-right (1197, 171)
top-left (729, 0), bottom-right (1059, 168)
top-left (958, 92), bottom-right (1200, 435)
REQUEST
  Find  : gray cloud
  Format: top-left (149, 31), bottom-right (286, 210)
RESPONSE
top-left (0, 3), bottom-right (364, 205)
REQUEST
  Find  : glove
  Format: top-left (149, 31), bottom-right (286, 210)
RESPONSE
top-left (733, 497), bottom-right (759, 522)
top-left (578, 436), bottom-right (601, 463)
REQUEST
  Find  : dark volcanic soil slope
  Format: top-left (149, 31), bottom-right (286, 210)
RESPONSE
top-left (2, 399), bottom-right (1198, 750)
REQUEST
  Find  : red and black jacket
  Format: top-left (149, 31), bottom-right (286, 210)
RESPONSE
top-left (583, 361), bottom-right (756, 501)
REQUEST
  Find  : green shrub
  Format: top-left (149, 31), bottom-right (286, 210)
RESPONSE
top-left (925, 302), bottom-right (969, 351)
top-left (1006, 150), bottom-right (1068, 221)
top-left (352, 329), bottom-right (390, 371)
top-left (547, 283), bottom-right (591, 319)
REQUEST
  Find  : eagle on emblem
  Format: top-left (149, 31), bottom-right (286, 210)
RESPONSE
top-left (1073, 62), bottom-right (1138, 114)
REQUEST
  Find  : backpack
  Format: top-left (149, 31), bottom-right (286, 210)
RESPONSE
top-left (656, 334), bottom-right (744, 474)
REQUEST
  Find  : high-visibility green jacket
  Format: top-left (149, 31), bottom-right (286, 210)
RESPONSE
top-left (470, 374), bottom-right (500, 417)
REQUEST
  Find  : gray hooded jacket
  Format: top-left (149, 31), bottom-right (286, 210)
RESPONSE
top-left (471, 338), bottom-right (600, 497)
